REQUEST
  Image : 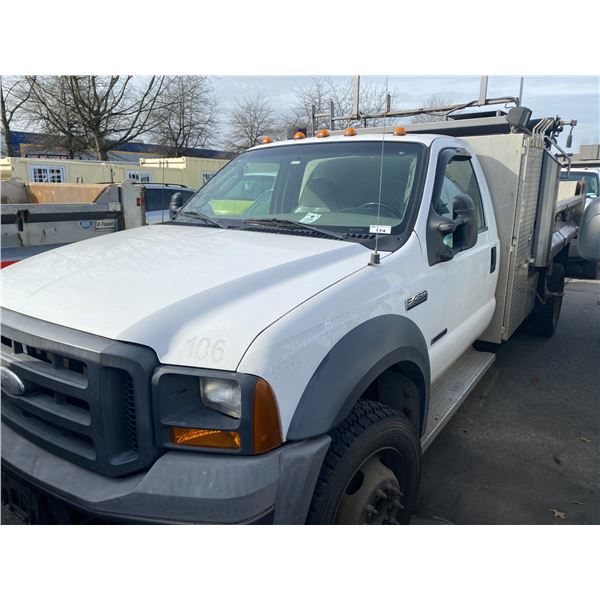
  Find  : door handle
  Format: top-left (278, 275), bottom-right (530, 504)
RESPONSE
top-left (490, 246), bottom-right (497, 273)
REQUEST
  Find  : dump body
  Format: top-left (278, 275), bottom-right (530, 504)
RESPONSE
top-left (1, 181), bottom-right (146, 265)
top-left (0, 179), bottom-right (194, 266)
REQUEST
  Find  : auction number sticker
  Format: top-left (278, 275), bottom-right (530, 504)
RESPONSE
top-left (299, 212), bottom-right (322, 224)
top-left (369, 224), bottom-right (392, 234)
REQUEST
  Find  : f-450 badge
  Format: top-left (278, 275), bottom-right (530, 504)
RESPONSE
top-left (405, 290), bottom-right (428, 311)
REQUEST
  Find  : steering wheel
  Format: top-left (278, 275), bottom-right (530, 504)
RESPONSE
top-left (339, 202), bottom-right (402, 218)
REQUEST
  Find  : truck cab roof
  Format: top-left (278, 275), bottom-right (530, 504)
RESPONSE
top-left (246, 133), bottom-right (457, 152)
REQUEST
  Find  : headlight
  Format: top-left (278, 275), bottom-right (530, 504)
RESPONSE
top-left (200, 377), bottom-right (241, 419)
top-left (153, 367), bottom-right (282, 455)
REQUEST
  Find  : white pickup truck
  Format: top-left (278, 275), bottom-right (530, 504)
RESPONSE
top-left (0, 106), bottom-right (592, 524)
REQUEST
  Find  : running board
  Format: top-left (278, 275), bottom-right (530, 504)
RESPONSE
top-left (421, 348), bottom-right (495, 452)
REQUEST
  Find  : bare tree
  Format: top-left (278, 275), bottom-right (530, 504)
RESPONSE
top-left (25, 76), bottom-right (168, 160)
top-left (0, 76), bottom-right (32, 156)
top-left (23, 77), bottom-right (87, 158)
top-left (226, 92), bottom-right (276, 152)
top-left (281, 76), bottom-right (337, 132)
top-left (411, 95), bottom-right (453, 123)
top-left (149, 76), bottom-right (218, 156)
top-left (282, 77), bottom-right (397, 135)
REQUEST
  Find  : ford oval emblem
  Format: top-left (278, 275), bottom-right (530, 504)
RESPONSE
top-left (0, 366), bottom-right (26, 396)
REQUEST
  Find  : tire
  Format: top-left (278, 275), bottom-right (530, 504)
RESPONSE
top-left (306, 399), bottom-right (421, 525)
top-left (581, 260), bottom-right (599, 280)
top-left (530, 263), bottom-right (565, 337)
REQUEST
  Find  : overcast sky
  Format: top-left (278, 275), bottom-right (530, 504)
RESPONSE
top-left (212, 75), bottom-right (599, 152)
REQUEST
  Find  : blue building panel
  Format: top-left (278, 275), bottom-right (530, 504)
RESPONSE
top-left (7, 131), bottom-right (234, 162)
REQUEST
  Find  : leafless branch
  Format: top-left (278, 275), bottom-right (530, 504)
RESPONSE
top-left (224, 92), bottom-right (276, 152)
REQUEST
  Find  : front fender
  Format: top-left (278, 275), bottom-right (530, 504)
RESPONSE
top-left (286, 315), bottom-right (430, 440)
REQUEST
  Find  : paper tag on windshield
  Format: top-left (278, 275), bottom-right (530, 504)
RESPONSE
top-left (370, 224), bottom-right (392, 234)
top-left (300, 212), bottom-right (322, 224)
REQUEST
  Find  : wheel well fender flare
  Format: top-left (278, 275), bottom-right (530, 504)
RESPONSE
top-left (286, 315), bottom-right (430, 440)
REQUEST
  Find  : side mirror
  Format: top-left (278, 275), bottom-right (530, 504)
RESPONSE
top-left (427, 194), bottom-right (477, 264)
top-left (169, 192), bottom-right (184, 219)
top-left (578, 197), bottom-right (600, 262)
top-left (452, 193), bottom-right (478, 251)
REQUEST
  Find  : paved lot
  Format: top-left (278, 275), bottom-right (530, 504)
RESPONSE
top-left (415, 278), bottom-right (600, 524)
top-left (2, 279), bottom-right (599, 525)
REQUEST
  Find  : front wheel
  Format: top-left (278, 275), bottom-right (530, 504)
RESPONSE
top-left (306, 399), bottom-right (421, 525)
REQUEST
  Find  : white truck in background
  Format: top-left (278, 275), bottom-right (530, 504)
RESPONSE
top-left (560, 166), bottom-right (600, 278)
top-left (1, 98), bottom-right (594, 525)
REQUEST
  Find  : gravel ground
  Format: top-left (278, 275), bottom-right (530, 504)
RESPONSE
top-left (2, 278), bottom-right (599, 525)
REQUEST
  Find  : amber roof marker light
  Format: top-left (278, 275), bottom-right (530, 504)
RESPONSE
top-left (344, 127), bottom-right (357, 136)
top-left (393, 127), bottom-right (407, 136)
top-left (293, 131), bottom-right (306, 140)
top-left (261, 136), bottom-right (273, 144)
top-left (316, 129), bottom-right (330, 138)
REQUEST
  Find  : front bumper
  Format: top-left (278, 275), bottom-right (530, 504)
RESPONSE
top-left (1, 422), bottom-right (330, 524)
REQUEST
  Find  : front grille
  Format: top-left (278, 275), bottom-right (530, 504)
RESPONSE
top-left (1, 310), bottom-right (160, 477)
top-left (123, 373), bottom-right (138, 452)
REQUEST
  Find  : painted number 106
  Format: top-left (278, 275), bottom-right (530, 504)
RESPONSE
top-left (187, 337), bottom-right (226, 363)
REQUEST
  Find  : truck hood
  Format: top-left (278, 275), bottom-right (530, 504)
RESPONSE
top-left (1, 224), bottom-right (371, 370)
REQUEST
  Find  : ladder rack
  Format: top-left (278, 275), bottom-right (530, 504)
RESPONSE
top-left (310, 75), bottom-right (522, 133)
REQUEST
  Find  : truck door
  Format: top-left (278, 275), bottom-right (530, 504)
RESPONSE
top-left (434, 152), bottom-right (498, 343)
top-left (419, 145), bottom-right (497, 378)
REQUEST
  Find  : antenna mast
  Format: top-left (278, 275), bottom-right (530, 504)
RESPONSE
top-left (369, 78), bottom-right (390, 267)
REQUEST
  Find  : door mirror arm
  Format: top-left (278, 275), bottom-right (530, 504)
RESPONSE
top-left (438, 214), bottom-right (467, 234)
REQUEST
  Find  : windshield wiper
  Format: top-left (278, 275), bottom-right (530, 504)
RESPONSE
top-left (242, 218), bottom-right (346, 240)
top-left (177, 211), bottom-right (228, 229)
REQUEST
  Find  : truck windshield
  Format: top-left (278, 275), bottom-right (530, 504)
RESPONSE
top-left (560, 171), bottom-right (599, 197)
top-left (176, 141), bottom-right (425, 238)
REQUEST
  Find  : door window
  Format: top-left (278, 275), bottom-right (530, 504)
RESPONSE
top-left (435, 157), bottom-right (486, 233)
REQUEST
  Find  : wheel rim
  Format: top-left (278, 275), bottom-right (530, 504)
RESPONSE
top-left (334, 451), bottom-right (405, 525)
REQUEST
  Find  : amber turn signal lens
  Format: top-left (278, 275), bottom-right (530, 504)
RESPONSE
top-left (316, 129), bottom-right (330, 138)
top-left (261, 136), bottom-right (273, 144)
top-left (171, 427), bottom-right (241, 449)
top-left (293, 131), bottom-right (306, 139)
top-left (253, 378), bottom-right (282, 454)
top-left (344, 127), bottom-right (357, 136)
top-left (393, 127), bottom-right (406, 136)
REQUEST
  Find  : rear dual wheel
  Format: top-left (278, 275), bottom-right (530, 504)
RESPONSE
top-left (530, 263), bottom-right (565, 337)
top-left (306, 399), bottom-right (421, 525)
